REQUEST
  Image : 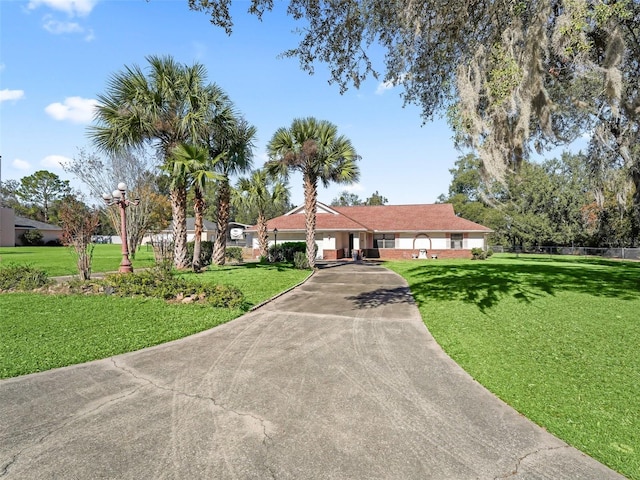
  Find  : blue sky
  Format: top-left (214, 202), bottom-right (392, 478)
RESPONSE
top-left (0, 0), bottom-right (463, 207)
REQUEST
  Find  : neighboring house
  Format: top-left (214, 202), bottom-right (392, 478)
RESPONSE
top-left (0, 207), bottom-right (64, 246)
top-left (246, 203), bottom-right (493, 260)
top-left (147, 218), bottom-right (251, 246)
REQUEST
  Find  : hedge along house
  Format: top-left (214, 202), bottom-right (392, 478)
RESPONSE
top-left (247, 203), bottom-right (493, 260)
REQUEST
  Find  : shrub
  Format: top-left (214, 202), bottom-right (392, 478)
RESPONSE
top-left (45, 239), bottom-right (63, 246)
top-left (225, 247), bottom-right (243, 263)
top-left (149, 235), bottom-right (174, 267)
top-left (187, 240), bottom-right (213, 268)
top-left (206, 284), bottom-right (245, 309)
top-left (20, 229), bottom-right (44, 246)
top-left (99, 267), bottom-right (245, 308)
top-left (269, 242), bottom-right (307, 263)
top-left (471, 248), bottom-right (487, 260)
top-left (293, 251), bottom-right (310, 269)
top-left (0, 264), bottom-right (50, 291)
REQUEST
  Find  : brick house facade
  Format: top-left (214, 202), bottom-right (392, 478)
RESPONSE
top-left (246, 203), bottom-right (492, 261)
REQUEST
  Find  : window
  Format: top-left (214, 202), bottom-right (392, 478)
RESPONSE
top-left (373, 233), bottom-right (395, 249)
top-left (451, 233), bottom-right (463, 249)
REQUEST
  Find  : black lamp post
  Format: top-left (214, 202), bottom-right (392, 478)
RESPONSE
top-left (273, 227), bottom-right (278, 246)
top-left (102, 183), bottom-right (139, 273)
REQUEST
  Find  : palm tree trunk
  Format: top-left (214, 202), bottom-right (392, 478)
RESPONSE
top-left (212, 179), bottom-right (230, 265)
top-left (257, 211), bottom-right (268, 258)
top-left (303, 174), bottom-right (318, 268)
top-left (192, 192), bottom-right (205, 272)
top-left (171, 185), bottom-right (190, 269)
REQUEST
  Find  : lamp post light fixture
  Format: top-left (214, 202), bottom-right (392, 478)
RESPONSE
top-left (102, 182), bottom-right (139, 273)
top-left (272, 228), bottom-right (278, 262)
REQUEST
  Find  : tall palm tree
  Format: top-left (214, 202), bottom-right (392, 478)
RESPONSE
top-left (209, 118), bottom-right (257, 266)
top-left (170, 143), bottom-right (222, 272)
top-left (266, 117), bottom-right (360, 268)
top-left (89, 55), bottom-right (232, 269)
top-left (233, 169), bottom-right (290, 259)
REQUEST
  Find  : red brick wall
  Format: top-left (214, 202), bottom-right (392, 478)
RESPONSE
top-left (323, 249), bottom-right (345, 260)
top-left (253, 248), bottom-right (472, 261)
top-left (364, 249), bottom-right (472, 260)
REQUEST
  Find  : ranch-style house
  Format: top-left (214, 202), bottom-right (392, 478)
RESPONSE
top-left (247, 203), bottom-right (493, 260)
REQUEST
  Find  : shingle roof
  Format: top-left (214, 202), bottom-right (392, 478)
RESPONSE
top-left (14, 216), bottom-right (63, 231)
top-left (185, 217), bottom-right (217, 232)
top-left (254, 203), bottom-right (492, 233)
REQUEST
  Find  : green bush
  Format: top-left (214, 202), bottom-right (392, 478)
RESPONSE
top-left (471, 248), bottom-right (487, 260)
top-left (269, 242), bottom-right (307, 263)
top-left (293, 251), bottom-right (310, 269)
top-left (206, 284), bottom-right (246, 308)
top-left (45, 239), bottom-right (63, 246)
top-left (187, 240), bottom-right (213, 267)
top-left (99, 267), bottom-right (245, 308)
top-left (0, 264), bottom-right (50, 291)
top-left (225, 247), bottom-right (243, 263)
top-left (20, 229), bottom-right (44, 246)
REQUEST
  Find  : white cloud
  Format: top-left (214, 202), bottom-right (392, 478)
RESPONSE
top-left (43, 17), bottom-right (83, 34)
top-left (13, 159), bottom-right (32, 170)
top-left (45, 96), bottom-right (98, 123)
top-left (375, 73), bottom-right (408, 95)
top-left (375, 80), bottom-right (394, 95)
top-left (41, 155), bottom-right (72, 170)
top-left (0, 89), bottom-right (25, 103)
top-left (344, 183), bottom-right (365, 193)
top-left (28, 0), bottom-right (98, 17)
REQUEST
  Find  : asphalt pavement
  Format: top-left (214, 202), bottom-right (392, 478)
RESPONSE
top-left (0, 262), bottom-right (625, 479)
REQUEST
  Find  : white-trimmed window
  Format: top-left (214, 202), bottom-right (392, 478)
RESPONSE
top-left (374, 233), bottom-right (395, 249)
top-left (451, 233), bottom-right (464, 249)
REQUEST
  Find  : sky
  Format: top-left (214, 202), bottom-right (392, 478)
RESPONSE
top-left (0, 0), bottom-right (464, 207)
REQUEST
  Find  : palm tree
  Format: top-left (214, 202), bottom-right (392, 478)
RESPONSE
top-left (89, 55), bottom-right (232, 269)
top-left (209, 118), bottom-right (257, 266)
top-left (266, 117), bottom-right (360, 267)
top-left (170, 143), bottom-right (222, 272)
top-left (233, 169), bottom-right (290, 259)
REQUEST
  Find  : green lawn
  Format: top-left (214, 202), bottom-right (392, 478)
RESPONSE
top-left (1, 259), bottom-right (310, 379)
top-left (387, 255), bottom-right (640, 480)
top-left (0, 244), bottom-right (156, 276)
top-left (2, 246), bottom-right (638, 477)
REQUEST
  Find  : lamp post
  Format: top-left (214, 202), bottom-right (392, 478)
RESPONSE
top-left (102, 183), bottom-right (139, 273)
top-left (273, 228), bottom-right (278, 262)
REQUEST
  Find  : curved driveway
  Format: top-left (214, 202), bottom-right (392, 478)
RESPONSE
top-left (0, 263), bottom-right (623, 479)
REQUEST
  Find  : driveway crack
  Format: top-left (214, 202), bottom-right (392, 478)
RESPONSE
top-left (494, 445), bottom-right (571, 479)
top-left (0, 379), bottom-right (145, 478)
top-left (110, 359), bottom-right (275, 447)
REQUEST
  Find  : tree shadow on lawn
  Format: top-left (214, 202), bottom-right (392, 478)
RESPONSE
top-left (398, 259), bottom-right (640, 313)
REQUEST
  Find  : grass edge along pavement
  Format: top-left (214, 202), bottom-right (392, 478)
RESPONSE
top-left (387, 254), bottom-right (640, 480)
top-left (0, 262), bottom-right (311, 379)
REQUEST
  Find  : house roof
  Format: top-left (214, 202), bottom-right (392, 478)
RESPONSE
top-left (185, 217), bottom-right (217, 232)
top-left (252, 203), bottom-right (492, 233)
top-left (14, 216), bottom-right (63, 231)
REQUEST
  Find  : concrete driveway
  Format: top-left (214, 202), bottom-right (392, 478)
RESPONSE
top-left (0, 262), bottom-right (624, 479)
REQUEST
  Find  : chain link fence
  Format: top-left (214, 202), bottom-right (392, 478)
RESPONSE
top-left (490, 245), bottom-right (640, 261)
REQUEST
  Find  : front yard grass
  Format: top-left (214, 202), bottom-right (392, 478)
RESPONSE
top-left (0, 244), bottom-right (156, 277)
top-left (387, 255), bottom-right (640, 480)
top-left (0, 263), bottom-right (310, 379)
